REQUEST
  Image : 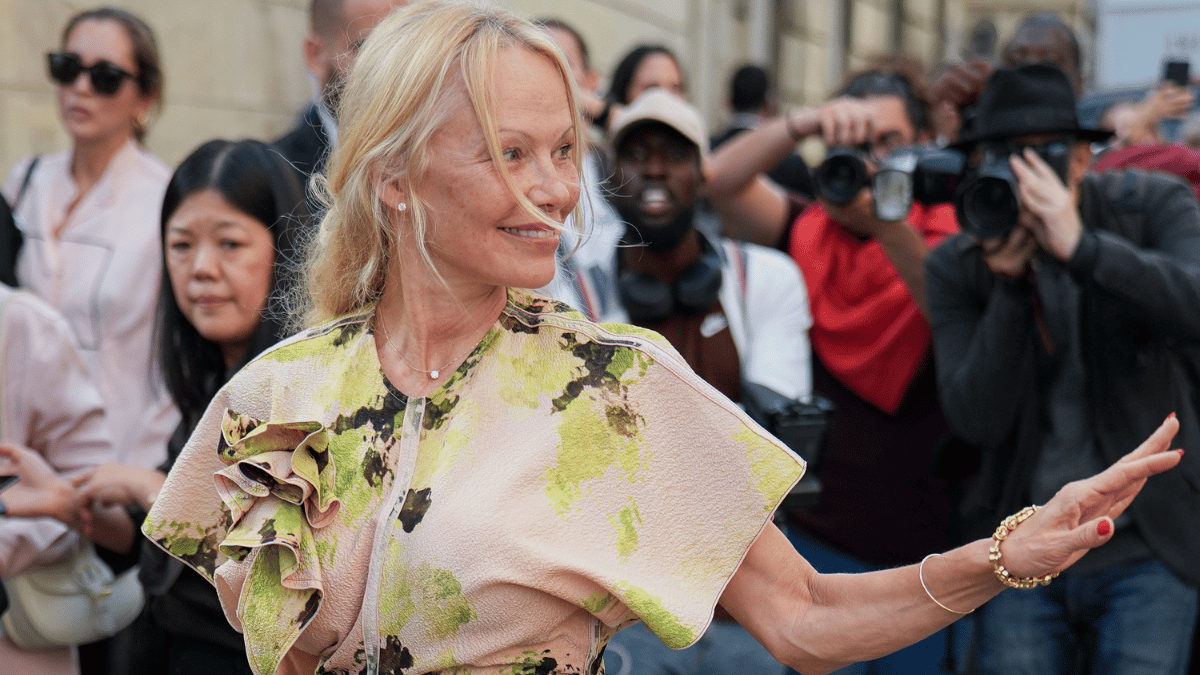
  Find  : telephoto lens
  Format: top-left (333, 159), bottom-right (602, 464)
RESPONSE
top-left (814, 147), bottom-right (869, 205)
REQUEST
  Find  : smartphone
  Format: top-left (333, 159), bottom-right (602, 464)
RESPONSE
top-left (0, 474), bottom-right (17, 492)
top-left (1164, 60), bottom-right (1190, 87)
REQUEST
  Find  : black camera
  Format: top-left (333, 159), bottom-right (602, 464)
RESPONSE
top-left (813, 146), bottom-right (870, 205)
top-left (872, 146), bottom-right (964, 221)
top-left (871, 141), bottom-right (1072, 240)
top-left (953, 148), bottom-right (1021, 240)
top-left (741, 381), bottom-right (834, 508)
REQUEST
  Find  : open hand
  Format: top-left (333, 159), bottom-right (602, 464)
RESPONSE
top-left (0, 442), bottom-right (83, 528)
top-left (998, 415), bottom-right (1183, 579)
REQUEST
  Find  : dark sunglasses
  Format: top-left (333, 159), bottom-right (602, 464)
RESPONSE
top-left (47, 52), bottom-right (135, 96)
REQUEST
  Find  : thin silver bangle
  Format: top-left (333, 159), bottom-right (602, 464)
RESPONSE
top-left (919, 553), bottom-right (974, 615)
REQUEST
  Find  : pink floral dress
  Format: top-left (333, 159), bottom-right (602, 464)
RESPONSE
top-left (144, 290), bottom-right (804, 675)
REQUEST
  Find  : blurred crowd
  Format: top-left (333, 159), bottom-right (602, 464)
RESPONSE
top-left (0, 2), bottom-right (1198, 675)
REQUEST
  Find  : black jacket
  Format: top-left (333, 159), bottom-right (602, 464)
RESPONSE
top-left (272, 103), bottom-right (331, 212)
top-left (925, 169), bottom-right (1200, 586)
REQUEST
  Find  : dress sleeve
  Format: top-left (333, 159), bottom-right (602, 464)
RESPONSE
top-left (143, 362), bottom-right (337, 675)
top-left (527, 324), bottom-right (807, 648)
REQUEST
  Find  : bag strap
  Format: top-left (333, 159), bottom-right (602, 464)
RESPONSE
top-left (0, 156), bottom-right (38, 289)
top-left (722, 238), bottom-right (752, 337)
top-left (12, 156), bottom-right (40, 211)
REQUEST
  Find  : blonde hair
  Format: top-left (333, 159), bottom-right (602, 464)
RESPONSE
top-left (300, 0), bottom-right (584, 326)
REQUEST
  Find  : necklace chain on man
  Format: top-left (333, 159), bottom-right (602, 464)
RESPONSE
top-left (377, 313), bottom-right (476, 380)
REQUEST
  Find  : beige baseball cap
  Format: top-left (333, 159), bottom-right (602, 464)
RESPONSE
top-left (608, 87), bottom-right (708, 155)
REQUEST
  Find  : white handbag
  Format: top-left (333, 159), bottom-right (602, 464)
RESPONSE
top-left (1, 541), bottom-right (144, 649)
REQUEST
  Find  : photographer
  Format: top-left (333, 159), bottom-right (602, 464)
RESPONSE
top-left (706, 66), bottom-right (961, 675)
top-left (926, 63), bottom-right (1200, 674)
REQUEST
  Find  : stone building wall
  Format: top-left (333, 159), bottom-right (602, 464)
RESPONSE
top-left (1, 0), bottom-right (1089, 181)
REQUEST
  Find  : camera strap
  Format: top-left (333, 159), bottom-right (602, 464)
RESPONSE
top-left (13, 156), bottom-right (40, 211)
top-left (1027, 267), bottom-right (1056, 356)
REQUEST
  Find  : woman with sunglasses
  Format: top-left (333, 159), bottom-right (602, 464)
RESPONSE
top-left (2, 8), bottom-right (178, 475)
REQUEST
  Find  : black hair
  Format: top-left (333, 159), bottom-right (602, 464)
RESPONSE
top-left (730, 64), bottom-right (770, 113)
top-left (535, 18), bottom-right (589, 70)
top-left (155, 140), bottom-right (307, 424)
top-left (608, 44), bottom-right (682, 105)
top-left (837, 69), bottom-right (928, 132)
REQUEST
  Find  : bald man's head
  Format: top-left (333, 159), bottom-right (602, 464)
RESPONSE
top-left (1003, 12), bottom-right (1082, 95)
top-left (304, 0), bottom-right (408, 113)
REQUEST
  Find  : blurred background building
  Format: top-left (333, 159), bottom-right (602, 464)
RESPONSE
top-left (0, 0), bottom-right (1155, 173)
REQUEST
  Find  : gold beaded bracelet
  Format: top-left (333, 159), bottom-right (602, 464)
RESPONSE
top-left (989, 505), bottom-right (1059, 589)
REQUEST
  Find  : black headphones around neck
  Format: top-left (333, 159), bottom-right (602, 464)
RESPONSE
top-left (617, 237), bottom-right (723, 325)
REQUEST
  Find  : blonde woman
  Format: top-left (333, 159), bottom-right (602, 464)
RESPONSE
top-left (145, 3), bottom-right (1184, 675)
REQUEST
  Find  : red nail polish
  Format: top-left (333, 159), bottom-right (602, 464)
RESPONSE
top-left (1097, 520), bottom-right (1111, 536)
top-left (1168, 412), bottom-right (1177, 420)
top-left (1178, 449), bottom-right (1185, 457)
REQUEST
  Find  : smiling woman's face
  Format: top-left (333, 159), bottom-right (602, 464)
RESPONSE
top-left (165, 189), bottom-right (275, 367)
top-left (405, 46), bottom-right (580, 292)
top-left (56, 18), bottom-right (152, 146)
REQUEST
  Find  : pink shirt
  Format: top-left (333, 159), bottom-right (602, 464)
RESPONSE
top-left (3, 140), bottom-right (179, 468)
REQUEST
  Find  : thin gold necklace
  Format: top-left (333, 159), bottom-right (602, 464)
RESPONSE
top-left (376, 312), bottom-right (477, 380)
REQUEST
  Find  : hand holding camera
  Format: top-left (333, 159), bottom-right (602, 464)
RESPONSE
top-left (979, 223), bottom-right (1036, 280)
top-left (927, 59), bottom-right (992, 110)
top-left (811, 97), bottom-right (877, 148)
top-left (821, 187), bottom-right (889, 238)
top-left (1010, 147), bottom-right (1084, 261)
top-left (1144, 82), bottom-right (1195, 122)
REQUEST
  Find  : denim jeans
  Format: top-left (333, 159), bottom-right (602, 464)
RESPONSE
top-left (603, 620), bottom-right (787, 675)
top-left (783, 527), bottom-right (956, 675)
top-left (973, 558), bottom-right (1197, 675)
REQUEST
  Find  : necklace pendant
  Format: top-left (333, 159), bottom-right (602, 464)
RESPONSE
top-left (430, 369), bottom-right (440, 380)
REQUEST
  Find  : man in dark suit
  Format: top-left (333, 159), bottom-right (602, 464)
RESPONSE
top-left (274, 0), bottom-right (407, 205)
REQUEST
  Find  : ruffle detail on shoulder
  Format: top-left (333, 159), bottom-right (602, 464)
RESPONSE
top-left (215, 410), bottom-right (341, 530)
top-left (211, 410), bottom-right (337, 675)
top-left (213, 410), bottom-right (340, 588)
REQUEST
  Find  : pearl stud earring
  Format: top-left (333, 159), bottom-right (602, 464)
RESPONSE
top-left (397, 202), bottom-right (408, 212)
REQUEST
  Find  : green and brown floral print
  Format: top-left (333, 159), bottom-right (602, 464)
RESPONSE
top-left (145, 289), bottom-right (804, 675)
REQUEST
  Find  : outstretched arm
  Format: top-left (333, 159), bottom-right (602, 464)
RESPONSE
top-left (721, 416), bottom-right (1183, 675)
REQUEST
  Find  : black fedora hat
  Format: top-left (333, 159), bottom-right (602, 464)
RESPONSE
top-left (952, 63), bottom-right (1112, 149)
